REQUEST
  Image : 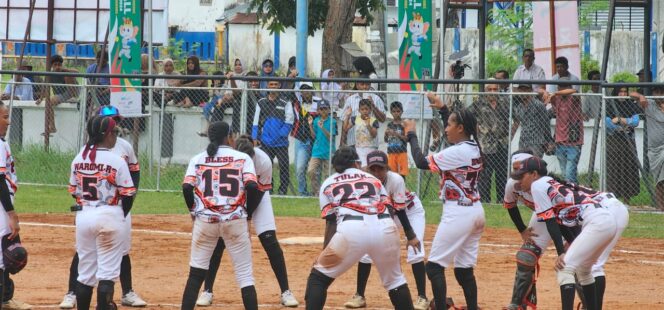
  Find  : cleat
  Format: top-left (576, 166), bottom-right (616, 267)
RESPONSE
top-left (344, 294), bottom-right (366, 308)
top-left (59, 292), bottom-right (76, 309)
top-left (121, 290), bottom-right (147, 307)
top-left (196, 290), bottom-right (213, 307)
top-left (280, 290), bottom-right (299, 307)
top-left (414, 296), bottom-right (430, 310)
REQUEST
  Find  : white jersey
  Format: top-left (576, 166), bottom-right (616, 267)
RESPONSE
top-left (111, 138), bottom-right (140, 172)
top-left (503, 178), bottom-right (535, 210)
top-left (319, 168), bottom-right (391, 218)
top-left (427, 141), bottom-right (483, 204)
top-left (383, 170), bottom-right (421, 211)
top-left (253, 148), bottom-right (272, 192)
top-left (69, 148), bottom-right (136, 207)
top-left (183, 146), bottom-right (257, 221)
top-left (342, 93), bottom-right (386, 146)
top-left (0, 139), bottom-right (17, 197)
top-left (531, 176), bottom-right (597, 227)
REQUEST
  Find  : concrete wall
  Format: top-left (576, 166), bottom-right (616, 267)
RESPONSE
top-left (168, 0), bottom-right (228, 32)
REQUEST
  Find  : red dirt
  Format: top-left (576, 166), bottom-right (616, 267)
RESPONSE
top-left (13, 214), bottom-right (664, 309)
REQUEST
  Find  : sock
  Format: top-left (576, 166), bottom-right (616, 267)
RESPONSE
top-left (388, 284), bottom-right (414, 310)
top-left (595, 276), bottom-right (606, 310)
top-left (412, 262), bottom-right (427, 298)
top-left (181, 267), bottom-right (207, 310)
top-left (120, 255), bottom-right (132, 295)
top-left (454, 267), bottom-right (478, 310)
top-left (304, 268), bottom-right (335, 310)
top-left (356, 262), bottom-right (372, 297)
top-left (425, 262), bottom-right (447, 310)
top-left (96, 280), bottom-right (115, 310)
top-left (68, 253), bottom-right (79, 293)
top-left (259, 230), bottom-right (290, 292)
top-left (204, 238), bottom-right (226, 292)
top-left (241, 286), bottom-right (258, 310)
top-left (561, 283), bottom-right (576, 310)
top-left (75, 281), bottom-right (93, 310)
top-left (582, 283), bottom-right (597, 310)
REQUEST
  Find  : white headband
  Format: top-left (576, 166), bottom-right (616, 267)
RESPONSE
top-left (511, 153), bottom-right (533, 165)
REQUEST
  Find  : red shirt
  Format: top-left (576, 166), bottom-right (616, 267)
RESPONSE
top-left (551, 95), bottom-right (584, 146)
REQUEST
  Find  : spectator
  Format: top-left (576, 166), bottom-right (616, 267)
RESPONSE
top-left (291, 82), bottom-right (317, 196)
top-left (200, 71), bottom-right (233, 136)
top-left (469, 82), bottom-right (510, 203)
top-left (18, 63), bottom-right (44, 100)
top-left (320, 69), bottom-right (344, 112)
top-left (640, 86), bottom-right (664, 210)
top-left (547, 76), bottom-right (584, 183)
top-left (352, 56), bottom-right (379, 91)
top-left (282, 56), bottom-right (299, 92)
top-left (237, 71), bottom-right (261, 135)
top-left (605, 86), bottom-right (642, 204)
top-left (636, 68), bottom-right (648, 94)
top-left (511, 84), bottom-right (554, 158)
top-left (547, 56), bottom-right (580, 93)
top-left (344, 99), bottom-right (380, 166)
top-left (228, 58), bottom-right (246, 89)
top-left (2, 73), bottom-right (33, 101)
top-left (85, 50), bottom-right (110, 106)
top-left (513, 49), bottom-right (548, 98)
top-left (252, 79), bottom-right (294, 195)
top-left (340, 75), bottom-right (386, 147)
top-left (384, 101), bottom-right (409, 179)
top-left (259, 59), bottom-right (275, 97)
top-left (154, 58), bottom-right (182, 105)
top-left (494, 70), bottom-right (510, 93)
top-left (40, 54), bottom-right (79, 134)
top-left (140, 53), bottom-right (158, 109)
top-left (177, 55), bottom-right (208, 108)
top-left (307, 100), bottom-right (337, 196)
top-left (582, 70), bottom-right (602, 120)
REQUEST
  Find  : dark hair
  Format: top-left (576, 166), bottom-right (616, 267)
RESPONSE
top-left (390, 101), bottom-right (403, 111)
top-left (523, 48), bottom-right (535, 56)
top-left (51, 55), bottom-right (64, 65)
top-left (587, 70), bottom-right (600, 80)
top-left (186, 56), bottom-right (201, 74)
top-left (495, 70), bottom-right (509, 79)
top-left (652, 85), bottom-right (664, 94)
top-left (554, 56), bottom-right (569, 67)
top-left (246, 71), bottom-right (258, 76)
top-left (206, 121), bottom-right (231, 157)
top-left (548, 173), bottom-right (598, 196)
top-left (352, 56), bottom-right (376, 75)
top-left (288, 56), bottom-right (296, 68)
top-left (611, 86), bottom-right (628, 97)
top-left (451, 108), bottom-right (484, 160)
top-left (332, 147), bottom-right (360, 173)
top-left (235, 135), bottom-right (255, 157)
top-left (83, 116), bottom-right (116, 163)
top-left (96, 50), bottom-right (109, 61)
top-left (359, 99), bottom-right (372, 109)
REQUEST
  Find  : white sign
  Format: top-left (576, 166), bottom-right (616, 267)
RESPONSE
top-left (111, 91), bottom-right (142, 117)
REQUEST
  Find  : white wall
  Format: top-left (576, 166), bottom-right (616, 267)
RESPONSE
top-left (169, 0), bottom-right (228, 32)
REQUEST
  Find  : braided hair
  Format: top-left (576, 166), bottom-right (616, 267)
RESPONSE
top-left (451, 108), bottom-right (484, 160)
top-left (235, 134), bottom-right (255, 157)
top-left (206, 121), bottom-right (231, 157)
top-left (83, 116), bottom-right (116, 164)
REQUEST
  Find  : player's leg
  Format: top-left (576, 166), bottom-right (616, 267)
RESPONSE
top-left (95, 207), bottom-right (126, 310)
top-left (452, 207), bottom-right (485, 310)
top-left (75, 212), bottom-right (98, 310)
top-left (196, 238), bottom-right (225, 306)
top-left (59, 253), bottom-right (79, 309)
top-left (344, 257), bottom-right (372, 308)
top-left (507, 214), bottom-right (549, 309)
top-left (276, 146), bottom-right (290, 195)
top-left (404, 200), bottom-right (428, 309)
top-left (119, 213), bottom-right (147, 307)
top-left (182, 219), bottom-right (220, 310)
top-left (220, 219), bottom-right (257, 310)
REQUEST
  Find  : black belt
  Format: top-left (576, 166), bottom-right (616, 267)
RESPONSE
top-left (342, 214), bottom-right (391, 221)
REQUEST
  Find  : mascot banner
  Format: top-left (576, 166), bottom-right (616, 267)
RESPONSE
top-left (109, 0), bottom-right (142, 117)
top-left (398, 0), bottom-right (433, 119)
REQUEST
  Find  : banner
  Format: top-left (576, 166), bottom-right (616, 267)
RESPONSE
top-left (532, 1), bottom-right (581, 78)
top-left (109, 0), bottom-right (142, 117)
top-left (397, 0), bottom-right (433, 119)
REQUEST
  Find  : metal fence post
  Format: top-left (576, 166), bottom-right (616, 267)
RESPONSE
top-left (417, 92), bottom-right (425, 196)
top-left (6, 79), bottom-right (16, 145)
top-left (507, 83), bottom-right (514, 180)
top-left (239, 85), bottom-right (248, 135)
top-left (600, 88), bottom-right (607, 191)
top-left (156, 89), bottom-right (166, 191)
top-left (78, 80), bottom-right (89, 151)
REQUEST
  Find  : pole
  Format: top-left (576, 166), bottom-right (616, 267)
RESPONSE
top-left (148, 0), bottom-right (154, 178)
top-left (156, 89), bottom-right (165, 191)
top-left (296, 0), bottom-right (308, 78)
top-left (548, 0), bottom-right (558, 73)
top-left (17, 0), bottom-right (37, 69)
top-left (599, 0), bottom-right (616, 82)
top-left (439, 0), bottom-right (448, 77)
top-left (478, 0), bottom-right (486, 79)
top-left (44, 0), bottom-right (55, 151)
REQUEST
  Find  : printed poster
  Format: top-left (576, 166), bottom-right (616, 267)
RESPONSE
top-left (397, 0), bottom-right (433, 119)
top-left (532, 1), bottom-right (581, 78)
top-left (109, 0), bottom-right (142, 117)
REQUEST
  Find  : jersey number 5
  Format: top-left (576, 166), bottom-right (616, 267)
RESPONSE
top-left (82, 176), bottom-right (99, 200)
top-left (202, 168), bottom-right (241, 197)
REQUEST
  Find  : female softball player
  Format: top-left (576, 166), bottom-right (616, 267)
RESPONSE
top-left (180, 121), bottom-right (263, 310)
top-left (344, 150), bottom-right (427, 310)
top-left (60, 106), bottom-right (146, 309)
top-left (304, 147), bottom-right (415, 310)
top-left (511, 156), bottom-right (619, 310)
top-left (403, 93), bottom-right (484, 310)
top-left (195, 135), bottom-right (298, 307)
top-left (68, 115), bottom-right (136, 310)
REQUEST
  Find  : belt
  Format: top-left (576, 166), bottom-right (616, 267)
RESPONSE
top-left (446, 199), bottom-right (476, 207)
top-left (342, 213), bottom-right (391, 222)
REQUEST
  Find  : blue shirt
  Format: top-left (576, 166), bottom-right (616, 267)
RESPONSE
top-left (312, 116), bottom-right (337, 159)
top-left (86, 63), bottom-right (110, 85)
top-left (3, 77), bottom-right (33, 100)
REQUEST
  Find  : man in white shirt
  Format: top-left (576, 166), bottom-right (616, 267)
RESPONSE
top-left (547, 56), bottom-right (580, 93)
top-left (2, 74), bottom-right (34, 101)
top-left (513, 49), bottom-right (548, 98)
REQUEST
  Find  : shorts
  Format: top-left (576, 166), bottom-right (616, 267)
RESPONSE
top-left (388, 152), bottom-right (409, 176)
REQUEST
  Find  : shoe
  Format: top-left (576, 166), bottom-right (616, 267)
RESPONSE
top-left (59, 292), bottom-right (77, 309)
top-left (3, 299), bottom-right (32, 310)
top-left (196, 290), bottom-right (213, 307)
top-left (413, 296), bottom-right (430, 310)
top-left (121, 290), bottom-right (147, 307)
top-left (95, 302), bottom-right (117, 310)
top-left (343, 294), bottom-right (366, 308)
top-left (280, 290), bottom-right (299, 307)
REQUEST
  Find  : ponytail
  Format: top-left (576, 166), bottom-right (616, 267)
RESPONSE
top-left (83, 116), bottom-right (116, 163)
top-left (206, 142), bottom-right (220, 157)
top-left (453, 109), bottom-right (484, 161)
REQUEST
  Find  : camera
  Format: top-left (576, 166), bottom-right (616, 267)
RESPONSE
top-left (451, 60), bottom-right (471, 79)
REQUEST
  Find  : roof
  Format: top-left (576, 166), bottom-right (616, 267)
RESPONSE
top-left (228, 12), bottom-right (258, 24)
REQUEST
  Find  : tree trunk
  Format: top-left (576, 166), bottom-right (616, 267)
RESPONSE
top-left (322, 0), bottom-right (357, 77)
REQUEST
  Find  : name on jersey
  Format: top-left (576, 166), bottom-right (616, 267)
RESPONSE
top-left (334, 173), bottom-right (364, 182)
top-left (205, 156), bottom-right (235, 164)
top-left (74, 163), bottom-right (114, 173)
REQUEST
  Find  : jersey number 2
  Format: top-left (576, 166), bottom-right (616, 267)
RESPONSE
top-left (202, 168), bottom-right (240, 197)
top-left (332, 182), bottom-right (376, 202)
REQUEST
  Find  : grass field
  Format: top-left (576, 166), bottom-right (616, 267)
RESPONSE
top-left (15, 184), bottom-right (664, 239)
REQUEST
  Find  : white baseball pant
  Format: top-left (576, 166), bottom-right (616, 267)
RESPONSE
top-left (251, 191), bottom-right (276, 235)
top-left (428, 202), bottom-right (485, 268)
top-left (591, 197), bottom-right (629, 278)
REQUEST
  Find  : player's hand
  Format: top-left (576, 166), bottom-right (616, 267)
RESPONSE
top-left (407, 237), bottom-right (421, 254)
top-left (403, 119), bottom-right (417, 134)
top-left (7, 211), bottom-right (19, 240)
top-left (426, 92), bottom-right (444, 109)
top-left (555, 253), bottom-right (566, 270)
top-left (520, 227), bottom-right (538, 244)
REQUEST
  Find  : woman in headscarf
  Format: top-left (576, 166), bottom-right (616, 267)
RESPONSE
top-left (259, 58), bottom-right (275, 97)
top-left (154, 58), bottom-right (182, 105)
top-left (605, 86), bottom-right (643, 203)
top-left (178, 55), bottom-right (209, 108)
top-left (227, 58), bottom-right (246, 90)
top-left (320, 69), bottom-right (344, 112)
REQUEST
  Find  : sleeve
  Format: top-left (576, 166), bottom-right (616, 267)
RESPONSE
top-left (126, 144), bottom-right (140, 172)
top-left (390, 174), bottom-right (408, 210)
top-left (502, 180), bottom-right (518, 209)
top-left (378, 184), bottom-right (393, 209)
top-left (242, 156), bottom-right (258, 185)
top-left (3, 84), bottom-right (10, 95)
top-left (532, 181), bottom-right (556, 221)
top-left (68, 161), bottom-right (78, 196)
top-left (251, 103), bottom-right (261, 140)
top-left (319, 182), bottom-right (336, 218)
top-left (536, 67), bottom-right (546, 81)
top-left (256, 154), bottom-right (272, 191)
top-left (182, 157), bottom-right (198, 186)
top-left (115, 161), bottom-right (136, 197)
top-left (626, 114), bottom-right (640, 127)
top-left (646, 100), bottom-right (664, 122)
top-left (406, 132), bottom-right (431, 170)
top-left (25, 83), bottom-right (34, 100)
top-left (284, 100), bottom-right (295, 125)
top-left (427, 147), bottom-right (464, 172)
top-left (604, 116), bottom-right (618, 133)
top-left (372, 119), bottom-right (380, 128)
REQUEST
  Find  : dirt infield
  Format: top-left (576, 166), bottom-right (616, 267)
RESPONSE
top-left (13, 214), bottom-right (664, 309)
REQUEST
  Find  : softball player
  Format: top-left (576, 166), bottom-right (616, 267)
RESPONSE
top-left (344, 150), bottom-right (428, 310)
top-left (60, 106), bottom-right (146, 309)
top-left (68, 116), bottom-right (136, 310)
top-left (403, 100), bottom-right (484, 310)
top-left (304, 147), bottom-right (415, 310)
top-left (195, 135), bottom-right (298, 307)
top-left (511, 156), bottom-right (619, 310)
top-left (181, 121), bottom-right (263, 310)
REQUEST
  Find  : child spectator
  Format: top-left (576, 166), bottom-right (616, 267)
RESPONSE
top-left (384, 101), bottom-right (409, 179)
top-left (344, 99), bottom-right (379, 166)
top-left (199, 71), bottom-right (233, 136)
top-left (307, 100), bottom-right (337, 195)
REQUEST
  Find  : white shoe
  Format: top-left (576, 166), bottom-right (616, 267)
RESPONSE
top-left (413, 296), bottom-right (430, 310)
top-left (196, 290), bottom-right (214, 307)
top-left (280, 290), bottom-right (299, 307)
top-left (121, 290), bottom-right (147, 307)
top-left (3, 299), bottom-right (32, 310)
top-left (343, 294), bottom-right (366, 308)
top-left (59, 292), bottom-right (76, 309)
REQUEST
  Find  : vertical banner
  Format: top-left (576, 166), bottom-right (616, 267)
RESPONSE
top-left (532, 1), bottom-right (581, 78)
top-left (397, 0), bottom-right (433, 119)
top-left (109, 0), bottom-right (142, 117)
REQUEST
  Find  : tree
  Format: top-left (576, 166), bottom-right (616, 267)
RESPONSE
top-left (486, 2), bottom-right (533, 56)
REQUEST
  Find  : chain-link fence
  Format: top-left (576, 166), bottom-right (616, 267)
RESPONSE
top-left (2, 74), bottom-right (662, 209)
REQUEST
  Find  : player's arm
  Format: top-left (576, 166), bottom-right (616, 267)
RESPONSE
top-left (394, 209), bottom-right (416, 241)
top-left (0, 176), bottom-right (19, 239)
top-left (182, 158), bottom-right (199, 214)
top-left (507, 207), bottom-right (527, 233)
top-left (241, 158), bottom-right (261, 218)
top-left (116, 162), bottom-right (137, 217)
top-left (404, 129), bottom-right (430, 170)
top-left (544, 218), bottom-right (566, 255)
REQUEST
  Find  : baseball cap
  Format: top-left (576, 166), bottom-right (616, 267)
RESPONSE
top-left (510, 157), bottom-right (548, 180)
top-left (366, 150), bottom-right (388, 168)
top-left (99, 105), bottom-right (121, 118)
top-left (318, 99), bottom-right (331, 110)
top-left (511, 152), bottom-right (534, 165)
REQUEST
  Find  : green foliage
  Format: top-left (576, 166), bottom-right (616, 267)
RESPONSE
top-left (486, 49), bottom-right (518, 79)
top-left (578, 0), bottom-right (609, 30)
top-left (580, 56), bottom-right (600, 92)
top-left (248, 0), bottom-right (384, 35)
top-left (162, 38), bottom-right (201, 72)
top-left (486, 1), bottom-right (533, 55)
top-left (610, 71), bottom-right (639, 83)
